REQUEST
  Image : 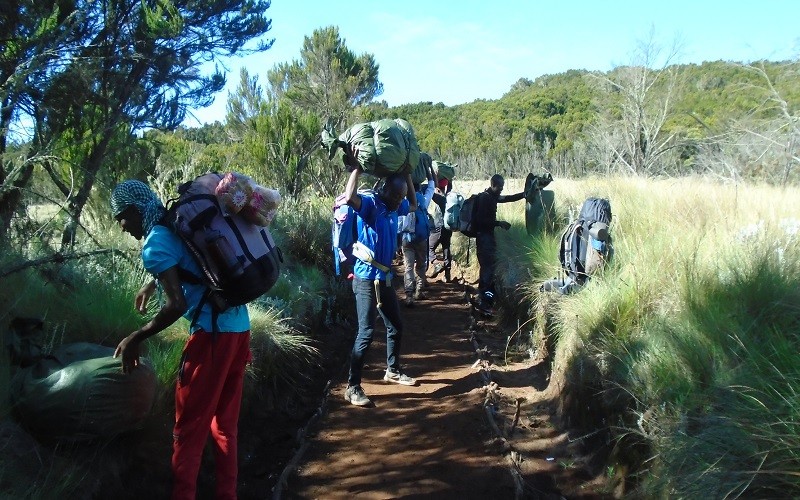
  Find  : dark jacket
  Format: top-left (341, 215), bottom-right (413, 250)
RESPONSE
top-left (473, 188), bottom-right (524, 233)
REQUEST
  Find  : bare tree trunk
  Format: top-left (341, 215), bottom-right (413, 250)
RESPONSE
top-left (0, 161), bottom-right (35, 243)
top-left (59, 134), bottom-right (110, 251)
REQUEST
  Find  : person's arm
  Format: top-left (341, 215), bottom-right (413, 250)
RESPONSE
top-left (498, 191), bottom-right (525, 203)
top-left (115, 266), bottom-right (187, 374)
top-left (405, 173), bottom-right (418, 212)
top-left (345, 167), bottom-right (362, 211)
top-left (134, 279), bottom-right (157, 314)
top-left (422, 174), bottom-right (435, 209)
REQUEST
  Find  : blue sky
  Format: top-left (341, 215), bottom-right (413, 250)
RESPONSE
top-left (184, 0), bottom-right (800, 126)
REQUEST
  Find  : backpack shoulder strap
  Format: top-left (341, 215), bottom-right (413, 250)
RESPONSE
top-left (155, 213), bottom-right (207, 287)
top-left (560, 220), bottom-right (584, 279)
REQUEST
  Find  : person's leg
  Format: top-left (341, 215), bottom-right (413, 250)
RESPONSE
top-left (348, 276), bottom-right (377, 387)
top-left (401, 242), bottom-right (416, 301)
top-left (413, 239), bottom-right (427, 296)
top-left (376, 282), bottom-right (403, 371)
top-left (378, 284), bottom-right (415, 384)
top-left (428, 229), bottom-right (441, 264)
top-left (441, 229), bottom-right (452, 270)
top-left (441, 229), bottom-right (453, 281)
top-left (209, 332), bottom-right (251, 500)
top-left (172, 331), bottom-right (228, 500)
top-left (476, 232), bottom-right (497, 306)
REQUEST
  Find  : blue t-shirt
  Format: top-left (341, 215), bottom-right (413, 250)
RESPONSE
top-left (142, 226), bottom-right (250, 333)
top-left (352, 194), bottom-right (408, 281)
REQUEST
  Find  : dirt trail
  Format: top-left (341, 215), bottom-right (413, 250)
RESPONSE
top-left (280, 272), bottom-right (610, 499)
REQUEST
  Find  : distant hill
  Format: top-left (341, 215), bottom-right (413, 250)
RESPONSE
top-left (378, 60), bottom-right (799, 180)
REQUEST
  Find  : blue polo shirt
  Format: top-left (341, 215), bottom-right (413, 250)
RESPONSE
top-left (352, 194), bottom-right (408, 281)
top-left (142, 226), bottom-right (250, 333)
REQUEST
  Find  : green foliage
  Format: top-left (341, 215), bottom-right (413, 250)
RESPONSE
top-left (270, 196), bottom-right (332, 268)
top-left (244, 305), bottom-right (321, 410)
top-left (503, 177), bottom-right (800, 498)
top-left (0, 252), bottom-right (145, 347)
top-left (1, 0), bottom-right (276, 245)
top-left (268, 25), bottom-right (383, 130)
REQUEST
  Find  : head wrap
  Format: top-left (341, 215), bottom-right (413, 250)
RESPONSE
top-left (110, 180), bottom-right (166, 236)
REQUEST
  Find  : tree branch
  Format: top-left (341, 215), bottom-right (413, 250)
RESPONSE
top-left (0, 248), bottom-right (132, 279)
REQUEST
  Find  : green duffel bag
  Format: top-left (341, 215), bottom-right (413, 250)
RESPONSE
top-left (412, 152), bottom-right (432, 184)
top-left (432, 160), bottom-right (455, 181)
top-left (524, 172), bottom-right (555, 235)
top-left (10, 342), bottom-right (157, 441)
top-left (321, 118), bottom-right (420, 178)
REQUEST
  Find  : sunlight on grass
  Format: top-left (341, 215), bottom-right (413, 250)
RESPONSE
top-left (486, 176), bottom-right (800, 497)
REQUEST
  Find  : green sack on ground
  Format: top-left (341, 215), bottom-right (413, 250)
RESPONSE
top-left (10, 342), bottom-right (157, 441)
top-left (432, 160), bottom-right (455, 181)
top-left (322, 118), bottom-right (420, 178)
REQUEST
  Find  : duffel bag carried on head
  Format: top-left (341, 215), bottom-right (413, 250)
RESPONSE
top-left (412, 152), bottom-right (432, 184)
top-left (432, 160), bottom-right (456, 181)
top-left (321, 118), bottom-right (421, 178)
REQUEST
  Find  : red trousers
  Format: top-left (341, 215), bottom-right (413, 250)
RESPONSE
top-left (171, 330), bottom-right (251, 500)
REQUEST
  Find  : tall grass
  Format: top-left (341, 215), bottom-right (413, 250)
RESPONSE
top-left (490, 176), bottom-right (800, 497)
top-left (244, 305), bottom-right (321, 412)
top-left (0, 195), bottom-right (331, 497)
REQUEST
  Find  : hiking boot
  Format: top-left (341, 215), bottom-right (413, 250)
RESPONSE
top-left (344, 385), bottom-right (372, 406)
top-left (476, 302), bottom-right (495, 318)
top-left (384, 369), bottom-right (417, 386)
top-left (413, 289), bottom-right (426, 300)
top-left (404, 296), bottom-right (415, 308)
top-left (429, 263), bottom-right (444, 278)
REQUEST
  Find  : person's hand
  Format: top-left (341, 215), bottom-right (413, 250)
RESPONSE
top-left (135, 280), bottom-right (157, 314)
top-left (114, 333), bottom-right (142, 374)
top-left (499, 221), bottom-right (511, 231)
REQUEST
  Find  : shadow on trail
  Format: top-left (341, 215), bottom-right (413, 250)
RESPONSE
top-left (285, 279), bottom-right (534, 499)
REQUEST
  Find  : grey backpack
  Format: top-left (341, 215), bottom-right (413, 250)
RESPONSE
top-left (166, 172), bottom-right (283, 311)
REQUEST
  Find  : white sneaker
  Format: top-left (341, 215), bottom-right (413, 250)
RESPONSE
top-left (384, 369), bottom-right (416, 386)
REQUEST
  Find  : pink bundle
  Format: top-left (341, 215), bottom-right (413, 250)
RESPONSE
top-left (215, 173), bottom-right (281, 227)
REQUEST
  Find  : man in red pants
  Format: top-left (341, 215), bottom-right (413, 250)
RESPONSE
top-left (111, 180), bottom-right (251, 499)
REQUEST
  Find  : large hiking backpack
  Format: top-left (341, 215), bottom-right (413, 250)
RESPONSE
top-left (459, 194), bottom-right (479, 238)
top-left (411, 191), bottom-right (431, 243)
top-left (428, 196), bottom-right (444, 231)
top-left (332, 189), bottom-right (378, 275)
top-left (558, 197), bottom-right (613, 287)
top-left (167, 172), bottom-right (283, 310)
top-left (444, 191), bottom-right (464, 231)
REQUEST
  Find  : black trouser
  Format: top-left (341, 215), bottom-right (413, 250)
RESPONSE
top-left (476, 231), bottom-right (496, 306)
top-left (348, 276), bottom-right (403, 387)
top-left (428, 227), bottom-right (452, 270)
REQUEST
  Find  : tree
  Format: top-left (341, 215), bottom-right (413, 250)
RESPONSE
top-left (694, 61), bottom-right (800, 185)
top-left (226, 69), bottom-right (320, 199)
top-left (587, 29), bottom-right (684, 175)
top-left (1, 0), bottom-right (275, 246)
top-left (266, 25), bottom-right (382, 131)
top-left (0, 0), bottom-right (88, 241)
